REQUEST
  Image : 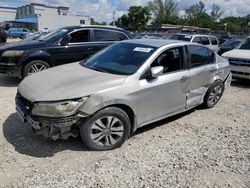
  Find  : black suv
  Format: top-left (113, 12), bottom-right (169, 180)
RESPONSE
top-left (0, 25), bottom-right (131, 78)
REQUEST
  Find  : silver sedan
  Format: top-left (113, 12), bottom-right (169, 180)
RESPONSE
top-left (16, 39), bottom-right (231, 150)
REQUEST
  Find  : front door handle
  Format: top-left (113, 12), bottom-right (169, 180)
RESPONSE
top-left (180, 75), bottom-right (190, 81)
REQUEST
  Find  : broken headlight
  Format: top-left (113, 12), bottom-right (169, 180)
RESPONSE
top-left (32, 98), bottom-right (87, 117)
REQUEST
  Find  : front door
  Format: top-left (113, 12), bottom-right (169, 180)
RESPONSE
top-left (136, 46), bottom-right (190, 126)
top-left (48, 29), bottom-right (95, 65)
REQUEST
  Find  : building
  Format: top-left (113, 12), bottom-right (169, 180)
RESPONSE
top-left (0, 6), bottom-right (17, 23)
top-left (0, 3), bottom-right (90, 30)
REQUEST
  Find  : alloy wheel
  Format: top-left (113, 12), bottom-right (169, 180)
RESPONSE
top-left (208, 85), bottom-right (223, 106)
top-left (27, 63), bottom-right (47, 75)
top-left (90, 116), bottom-right (124, 146)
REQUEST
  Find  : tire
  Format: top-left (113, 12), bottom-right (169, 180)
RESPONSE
top-left (203, 81), bottom-right (224, 108)
top-left (80, 107), bottom-right (131, 151)
top-left (23, 60), bottom-right (50, 78)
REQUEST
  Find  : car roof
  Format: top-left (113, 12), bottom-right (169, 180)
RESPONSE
top-left (121, 39), bottom-right (188, 48)
top-left (174, 33), bottom-right (217, 38)
top-left (62, 25), bottom-right (127, 32)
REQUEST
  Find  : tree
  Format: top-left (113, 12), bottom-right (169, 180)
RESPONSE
top-left (116, 14), bottom-right (129, 28)
top-left (90, 18), bottom-right (107, 25)
top-left (148, 0), bottom-right (178, 26)
top-left (185, 1), bottom-right (206, 20)
top-left (127, 6), bottom-right (151, 31)
top-left (210, 3), bottom-right (223, 21)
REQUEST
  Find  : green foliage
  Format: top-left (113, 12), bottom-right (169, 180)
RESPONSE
top-left (185, 1), bottom-right (206, 20)
top-left (116, 6), bottom-right (150, 31)
top-left (148, 0), bottom-right (178, 26)
top-left (210, 3), bottom-right (223, 21)
top-left (90, 18), bottom-right (107, 25)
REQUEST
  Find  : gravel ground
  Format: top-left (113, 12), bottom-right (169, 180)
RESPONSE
top-left (0, 74), bottom-right (249, 188)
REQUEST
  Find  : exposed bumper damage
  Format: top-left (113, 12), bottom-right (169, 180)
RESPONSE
top-left (16, 94), bottom-right (81, 140)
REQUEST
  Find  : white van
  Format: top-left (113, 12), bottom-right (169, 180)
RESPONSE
top-left (171, 34), bottom-right (220, 53)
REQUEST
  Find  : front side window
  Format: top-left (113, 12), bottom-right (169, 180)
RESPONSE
top-left (188, 45), bottom-right (214, 68)
top-left (151, 47), bottom-right (183, 73)
top-left (94, 29), bottom-right (116, 41)
top-left (83, 43), bottom-right (156, 75)
top-left (69, 30), bottom-right (90, 43)
top-left (192, 37), bottom-right (201, 43)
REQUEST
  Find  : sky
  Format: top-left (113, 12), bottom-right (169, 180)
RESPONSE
top-left (0, 0), bottom-right (250, 22)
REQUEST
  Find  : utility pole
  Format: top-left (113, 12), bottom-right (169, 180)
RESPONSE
top-left (113, 10), bottom-right (115, 26)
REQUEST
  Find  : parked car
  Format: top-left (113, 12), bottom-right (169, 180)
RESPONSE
top-left (16, 39), bottom-right (231, 150)
top-left (7, 28), bottom-right (30, 39)
top-left (0, 25), bottom-right (131, 78)
top-left (218, 39), bottom-right (242, 55)
top-left (170, 34), bottom-right (219, 53)
top-left (222, 37), bottom-right (250, 80)
top-left (135, 33), bottom-right (165, 39)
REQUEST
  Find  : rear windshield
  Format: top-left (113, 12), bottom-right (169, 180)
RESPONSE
top-left (170, 34), bottom-right (192, 41)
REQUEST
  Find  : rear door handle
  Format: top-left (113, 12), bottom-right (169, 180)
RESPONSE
top-left (180, 75), bottom-right (190, 81)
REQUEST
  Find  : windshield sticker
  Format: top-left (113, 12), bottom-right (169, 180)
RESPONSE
top-left (184, 36), bottom-right (192, 38)
top-left (133, 47), bottom-right (153, 53)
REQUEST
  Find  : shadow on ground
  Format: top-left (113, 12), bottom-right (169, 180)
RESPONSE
top-left (231, 78), bottom-right (250, 89)
top-left (3, 113), bottom-right (88, 158)
top-left (0, 74), bottom-right (20, 87)
top-left (3, 109), bottom-right (194, 158)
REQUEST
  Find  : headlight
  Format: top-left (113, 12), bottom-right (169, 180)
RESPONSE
top-left (32, 98), bottom-right (87, 117)
top-left (2, 50), bottom-right (25, 57)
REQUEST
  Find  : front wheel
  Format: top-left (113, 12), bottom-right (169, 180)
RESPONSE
top-left (203, 81), bottom-right (224, 108)
top-left (80, 107), bottom-right (131, 151)
top-left (23, 60), bottom-right (50, 78)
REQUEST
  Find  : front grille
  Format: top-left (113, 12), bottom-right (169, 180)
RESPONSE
top-left (231, 71), bottom-right (250, 76)
top-left (34, 116), bottom-right (79, 127)
top-left (229, 58), bottom-right (250, 67)
top-left (15, 93), bottom-right (33, 114)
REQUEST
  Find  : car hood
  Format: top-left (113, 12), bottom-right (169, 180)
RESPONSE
top-left (18, 63), bottom-right (127, 102)
top-left (0, 40), bottom-right (47, 51)
top-left (222, 49), bottom-right (250, 59)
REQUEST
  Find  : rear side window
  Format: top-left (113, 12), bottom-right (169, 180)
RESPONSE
top-left (209, 37), bottom-right (218, 45)
top-left (113, 32), bottom-right (128, 41)
top-left (94, 29), bottom-right (116, 41)
top-left (200, 37), bottom-right (210, 45)
top-left (69, 30), bottom-right (90, 43)
top-left (187, 45), bottom-right (215, 68)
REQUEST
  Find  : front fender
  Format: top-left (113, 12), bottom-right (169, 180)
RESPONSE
top-left (78, 95), bottom-right (135, 116)
top-left (17, 50), bottom-right (55, 66)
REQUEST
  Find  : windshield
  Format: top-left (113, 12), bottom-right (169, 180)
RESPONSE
top-left (170, 34), bottom-right (191, 41)
top-left (237, 38), bottom-right (250, 50)
top-left (82, 42), bottom-right (156, 75)
top-left (39, 28), bottom-right (68, 42)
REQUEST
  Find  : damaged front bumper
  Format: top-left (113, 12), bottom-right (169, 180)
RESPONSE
top-left (16, 95), bottom-right (81, 140)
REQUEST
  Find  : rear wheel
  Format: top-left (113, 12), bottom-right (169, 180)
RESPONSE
top-left (80, 107), bottom-right (131, 151)
top-left (23, 60), bottom-right (50, 78)
top-left (203, 81), bottom-right (224, 108)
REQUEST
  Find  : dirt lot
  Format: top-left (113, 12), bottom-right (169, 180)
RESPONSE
top-left (0, 74), bottom-right (249, 187)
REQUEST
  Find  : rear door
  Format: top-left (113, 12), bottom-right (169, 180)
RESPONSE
top-left (209, 36), bottom-right (219, 53)
top-left (186, 45), bottom-right (217, 108)
top-left (92, 29), bottom-right (117, 52)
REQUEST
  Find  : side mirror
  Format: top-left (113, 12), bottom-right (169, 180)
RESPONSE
top-left (60, 35), bottom-right (71, 46)
top-left (150, 66), bottom-right (163, 78)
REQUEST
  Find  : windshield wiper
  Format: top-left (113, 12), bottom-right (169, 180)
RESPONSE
top-left (88, 66), bottom-right (107, 73)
